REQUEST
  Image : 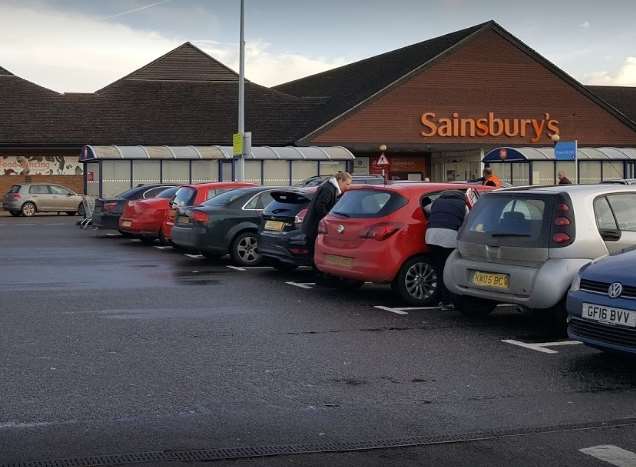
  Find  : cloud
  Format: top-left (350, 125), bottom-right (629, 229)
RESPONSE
top-left (0, 3), bottom-right (348, 92)
top-left (579, 21), bottom-right (591, 29)
top-left (585, 57), bottom-right (636, 86)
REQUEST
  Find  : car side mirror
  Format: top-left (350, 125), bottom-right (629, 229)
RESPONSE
top-left (600, 229), bottom-right (621, 242)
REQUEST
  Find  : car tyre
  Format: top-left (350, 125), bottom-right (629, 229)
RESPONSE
top-left (21, 202), bottom-right (36, 217)
top-left (535, 299), bottom-right (568, 338)
top-left (9, 210), bottom-right (21, 217)
top-left (77, 203), bottom-right (85, 217)
top-left (393, 255), bottom-right (439, 306)
top-left (231, 231), bottom-right (262, 266)
top-left (66, 211), bottom-right (77, 216)
top-left (450, 293), bottom-right (496, 318)
top-left (316, 273), bottom-right (364, 290)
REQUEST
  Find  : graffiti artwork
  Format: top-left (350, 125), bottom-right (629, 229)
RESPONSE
top-left (0, 156), bottom-right (83, 176)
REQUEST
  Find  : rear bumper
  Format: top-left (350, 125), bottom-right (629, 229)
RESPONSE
top-left (2, 201), bottom-right (20, 211)
top-left (258, 231), bottom-right (312, 266)
top-left (314, 237), bottom-right (402, 283)
top-left (118, 217), bottom-right (160, 237)
top-left (92, 212), bottom-right (121, 230)
top-left (444, 251), bottom-right (589, 309)
top-left (171, 225), bottom-right (225, 254)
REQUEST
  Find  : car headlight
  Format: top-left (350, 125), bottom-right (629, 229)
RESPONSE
top-left (570, 274), bottom-right (581, 292)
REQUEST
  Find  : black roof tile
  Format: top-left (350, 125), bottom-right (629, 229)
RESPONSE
top-left (587, 85), bottom-right (636, 125)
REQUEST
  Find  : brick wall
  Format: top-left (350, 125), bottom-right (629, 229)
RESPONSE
top-left (0, 175), bottom-right (84, 195)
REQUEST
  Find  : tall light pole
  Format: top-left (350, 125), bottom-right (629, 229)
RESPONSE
top-left (237, 0), bottom-right (246, 181)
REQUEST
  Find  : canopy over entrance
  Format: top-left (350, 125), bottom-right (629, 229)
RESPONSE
top-left (483, 147), bottom-right (636, 163)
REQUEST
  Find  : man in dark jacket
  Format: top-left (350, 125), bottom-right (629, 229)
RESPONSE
top-left (303, 171), bottom-right (352, 255)
top-left (558, 171), bottom-right (572, 185)
top-left (424, 190), bottom-right (468, 308)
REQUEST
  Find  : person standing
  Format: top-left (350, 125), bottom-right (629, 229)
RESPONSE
top-left (303, 171), bottom-right (353, 256)
top-left (558, 171), bottom-right (572, 185)
top-left (425, 190), bottom-right (468, 308)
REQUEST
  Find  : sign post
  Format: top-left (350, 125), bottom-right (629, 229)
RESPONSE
top-left (554, 140), bottom-right (578, 183)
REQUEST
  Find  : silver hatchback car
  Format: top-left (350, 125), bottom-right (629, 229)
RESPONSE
top-left (2, 183), bottom-right (85, 217)
top-left (444, 185), bottom-right (636, 329)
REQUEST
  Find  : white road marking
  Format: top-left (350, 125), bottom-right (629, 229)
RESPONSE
top-left (154, 246), bottom-right (172, 250)
top-left (227, 265), bottom-right (246, 271)
top-left (502, 339), bottom-right (582, 354)
top-left (286, 281), bottom-right (316, 290)
top-left (185, 254), bottom-right (204, 259)
top-left (373, 305), bottom-right (441, 316)
top-left (106, 233), bottom-right (121, 237)
top-left (373, 306), bottom-right (409, 316)
top-left (580, 445), bottom-right (636, 466)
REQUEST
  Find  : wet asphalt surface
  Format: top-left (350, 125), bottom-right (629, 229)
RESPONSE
top-left (2, 216), bottom-right (636, 466)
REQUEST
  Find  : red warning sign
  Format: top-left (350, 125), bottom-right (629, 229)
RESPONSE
top-left (377, 153), bottom-right (390, 166)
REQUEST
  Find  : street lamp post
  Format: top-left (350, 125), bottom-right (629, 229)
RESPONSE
top-left (237, 0), bottom-right (246, 181)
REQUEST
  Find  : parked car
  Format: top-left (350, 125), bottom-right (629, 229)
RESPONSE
top-left (258, 188), bottom-right (316, 271)
top-left (161, 182), bottom-right (255, 243)
top-left (567, 248), bottom-right (636, 355)
top-left (2, 183), bottom-right (85, 217)
top-left (314, 183), bottom-right (493, 304)
top-left (601, 179), bottom-right (636, 185)
top-left (92, 184), bottom-right (176, 230)
top-left (171, 186), bottom-right (280, 266)
top-left (294, 174), bottom-right (385, 187)
top-left (118, 186), bottom-right (180, 243)
top-left (444, 185), bottom-right (636, 331)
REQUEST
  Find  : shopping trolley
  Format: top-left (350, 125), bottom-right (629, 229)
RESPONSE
top-left (79, 196), bottom-right (95, 229)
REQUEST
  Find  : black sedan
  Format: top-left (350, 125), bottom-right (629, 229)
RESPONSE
top-left (170, 186), bottom-right (280, 266)
top-left (92, 184), bottom-right (175, 230)
top-left (258, 188), bottom-right (315, 271)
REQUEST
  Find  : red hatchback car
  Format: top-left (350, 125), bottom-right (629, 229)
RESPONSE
top-left (161, 182), bottom-right (256, 242)
top-left (314, 183), bottom-right (493, 305)
top-left (119, 186), bottom-right (180, 243)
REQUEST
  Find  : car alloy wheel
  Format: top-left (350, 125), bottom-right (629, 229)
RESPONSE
top-left (233, 232), bottom-right (262, 266)
top-left (404, 261), bottom-right (438, 302)
top-left (21, 202), bottom-right (36, 217)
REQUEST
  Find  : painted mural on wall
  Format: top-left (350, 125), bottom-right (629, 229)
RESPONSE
top-left (0, 156), bottom-right (83, 176)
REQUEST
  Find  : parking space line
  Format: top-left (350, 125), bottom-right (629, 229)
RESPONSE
top-left (373, 305), bottom-right (440, 316)
top-left (580, 445), bottom-right (636, 466)
top-left (227, 265), bottom-right (246, 271)
top-left (502, 339), bottom-right (582, 354)
top-left (286, 281), bottom-right (316, 289)
top-left (184, 254), bottom-right (204, 259)
top-left (154, 246), bottom-right (172, 250)
top-left (106, 233), bottom-right (122, 238)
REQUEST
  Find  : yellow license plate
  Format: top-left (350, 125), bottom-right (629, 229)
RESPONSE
top-left (472, 271), bottom-right (509, 289)
top-left (265, 220), bottom-right (286, 232)
top-left (325, 254), bottom-right (353, 268)
top-left (178, 216), bottom-right (190, 224)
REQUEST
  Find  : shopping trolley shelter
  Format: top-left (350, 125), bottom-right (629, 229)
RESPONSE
top-left (4, 21), bottom-right (636, 467)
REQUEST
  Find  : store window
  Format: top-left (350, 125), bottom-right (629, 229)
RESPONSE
top-left (102, 160), bottom-right (131, 197)
top-left (353, 156), bottom-right (370, 175)
top-left (579, 161), bottom-right (602, 184)
top-left (556, 162), bottom-right (576, 184)
top-left (511, 163), bottom-right (529, 186)
top-left (191, 161), bottom-right (219, 183)
top-left (320, 161), bottom-right (346, 176)
top-left (244, 161), bottom-right (262, 184)
top-left (263, 160), bottom-right (289, 186)
top-left (291, 161), bottom-right (318, 184)
top-left (132, 160), bottom-right (160, 186)
top-left (602, 161), bottom-right (624, 181)
top-left (162, 161), bottom-right (190, 184)
top-left (532, 161), bottom-right (555, 185)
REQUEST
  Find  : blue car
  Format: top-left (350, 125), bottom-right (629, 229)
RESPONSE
top-left (567, 249), bottom-right (636, 355)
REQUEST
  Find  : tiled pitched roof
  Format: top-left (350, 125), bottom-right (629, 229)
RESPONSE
top-left (587, 86), bottom-right (636, 125)
top-left (0, 66), bottom-right (14, 76)
top-left (274, 22), bottom-right (489, 138)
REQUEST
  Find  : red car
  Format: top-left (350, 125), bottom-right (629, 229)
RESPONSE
top-left (119, 186), bottom-right (180, 243)
top-left (314, 183), bottom-right (494, 305)
top-left (161, 182), bottom-right (256, 243)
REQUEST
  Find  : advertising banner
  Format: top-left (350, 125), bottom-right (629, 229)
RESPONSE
top-left (0, 156), bottom-right (83, 176)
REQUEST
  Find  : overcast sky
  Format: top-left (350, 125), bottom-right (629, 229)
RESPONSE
top-left (0, 0), bottom-right (634, 93)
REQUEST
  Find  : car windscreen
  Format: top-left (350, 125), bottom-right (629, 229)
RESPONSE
top-left (157, 187), bottom-right (179, 199)
top-left (331, 189), bottom-right (407, 218)
top-left (172, 187), bottom-right (197, 207)
top-left (461, 194), bottom-right (550, 246)
top-left (203, 188), bottom-right (251, 207)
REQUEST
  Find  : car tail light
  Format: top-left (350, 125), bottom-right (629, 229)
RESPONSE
top-left (294, 208), bottom-right (308, 226)
top-left (318, 219), bottom-right (328, 235)
top-left (360, 222), bottom-right (403, 241)
top-left (104, 201), bottom-right (118, 212)
top-left (550, 195), bottom-right (575, 248)
top-left (192, 211), bottom-right (209, 223)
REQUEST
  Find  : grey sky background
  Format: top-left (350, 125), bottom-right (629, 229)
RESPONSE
top-left (0, 0), bottom-right (634, 92)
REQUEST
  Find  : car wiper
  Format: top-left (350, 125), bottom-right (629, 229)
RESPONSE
top-left (490, 233), bottom-right (531, 237)
top-left (332, 211), bottom-right (350, 217)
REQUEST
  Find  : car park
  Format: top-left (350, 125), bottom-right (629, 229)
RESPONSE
top-left (314, 183), bottom-right (493, 304)
top-left (258, 187), bottom-right (316, 271)
top-left (118, 186), bottom-right (180, 243)
top-left (161, 182), bottom-right (255, 243)
top-left (92, 184), bottom-right (176, 230)
top-left (170, 186), bottom-right (279, 266)
top-left (567, 248), bottom-right (636, 355)
top-left (2, 183), bottom-right (84, 217)
top-left (444, 185), bottom-right (636, 331)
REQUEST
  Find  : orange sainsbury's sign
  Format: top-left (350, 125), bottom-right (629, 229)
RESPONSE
top-left (421, 112), bottom-right (560, 143)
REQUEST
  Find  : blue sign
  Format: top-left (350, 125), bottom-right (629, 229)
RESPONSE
top-left (555, 141), bottom-right (577, 161)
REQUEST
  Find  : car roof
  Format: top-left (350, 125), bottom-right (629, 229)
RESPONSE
top-left (494, 184), bottom-right (636, 196)
top-left (348, 182), bottom-right (491, 195)
top-left (183, 182), bottom-right (256, 189)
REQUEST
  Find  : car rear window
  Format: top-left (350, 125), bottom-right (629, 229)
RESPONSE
top-left (172, 187), bottom-right (197, 207)
top-left (203, 188), bottom-right (251, 207)
top-left (462, 194), bottom-right (549, 245)
top-left (157, 187), bottom-right (179, 199)
top-left (264, 191), bottom-right (313, 216)
top-left (8, 185), bottom-right (21, 193)
top-left (332, 189), bottom-right (407, 218)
